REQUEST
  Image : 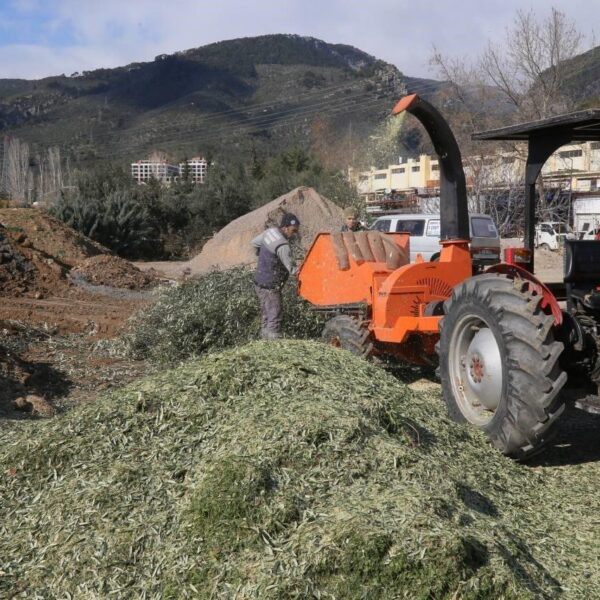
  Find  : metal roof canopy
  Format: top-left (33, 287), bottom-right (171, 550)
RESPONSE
top-left (472, 108), bottom-right (600, 272)
top-left (472, 109), bottom-right (600, 142)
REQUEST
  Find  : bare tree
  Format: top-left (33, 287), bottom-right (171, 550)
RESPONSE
top-left (430, 7), bottom-right (583, 227)
top-left (4, 137), bottom-right (32, 204)
top-left (481, 8), bottom-right (582, 121)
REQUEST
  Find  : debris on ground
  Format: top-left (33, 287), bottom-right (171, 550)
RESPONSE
top-left (12, 394), bottom-right (55, 417)
top-left (122, 266), bottom-right (325, 363)
top-left (0, 340), bottom-right (596, 598)
top-left (0, 318), bottom-right (148, 419)
top-left (71, 254), bottom-right (158, 290)
top-left (186, 186), bottom-right (344, 274)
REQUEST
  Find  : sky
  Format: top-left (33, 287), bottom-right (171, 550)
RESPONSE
top-left (0, 0), bottom-right (598, 80)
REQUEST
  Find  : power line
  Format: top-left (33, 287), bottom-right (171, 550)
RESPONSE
top-left (11, 78), bottom-right (445, 159)
top-left (5, 56), bottom-right (600, 166)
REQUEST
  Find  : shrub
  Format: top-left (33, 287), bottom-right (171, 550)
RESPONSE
top-left (122, 266), bottom-right (326, 363)
top-left (50, 191), bottom-right (162, 258)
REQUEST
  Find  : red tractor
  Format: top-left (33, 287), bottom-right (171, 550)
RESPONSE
top-left (299, 94), bottom-right (600, 459)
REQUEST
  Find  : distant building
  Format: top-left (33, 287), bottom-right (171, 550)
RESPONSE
top-left (351, 155), bottom-right (440, 214)
top-left (353, 142), bottom-right (600, 216)
top-left (131, 159), bottom-right (179, 184)
top-left (542, 141), bottom-right (600, 193)
top-left (179, 157), bottom-right (208, 183)
top-left (131, 156), bottom-right (208, 185)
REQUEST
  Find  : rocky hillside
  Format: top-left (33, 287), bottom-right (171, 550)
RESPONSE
top-left (561, 44), bottom-right (600, 108)
top-left (0, 35), bottom-right (408, 166)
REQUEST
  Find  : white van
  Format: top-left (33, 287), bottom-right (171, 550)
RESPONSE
top-left (534, 222), bottom-right (574, 250)
top-left (370, 213), bottom-right (501, 268)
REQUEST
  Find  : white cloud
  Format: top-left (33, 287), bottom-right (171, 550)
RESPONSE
top-left (0, 0), bottom-right (597, 79)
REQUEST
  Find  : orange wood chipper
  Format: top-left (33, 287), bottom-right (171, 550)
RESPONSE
top-left (299, 93), bottom-right (600, 459)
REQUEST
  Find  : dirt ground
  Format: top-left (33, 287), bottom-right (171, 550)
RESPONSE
top-left (0, 291), bottom-right (144, 336)
top-left (0, 293), bottom-right (148, 421)
top-left (0, 209), bottom-right (154, 421)
top-left (501, 237), bottom-right (564, 282)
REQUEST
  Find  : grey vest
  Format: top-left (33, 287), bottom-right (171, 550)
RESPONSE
top-left (254, 228), bottom-right (289, 289)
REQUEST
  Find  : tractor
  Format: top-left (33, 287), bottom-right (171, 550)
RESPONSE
top-left (298, 93), bottom-right (600, 459)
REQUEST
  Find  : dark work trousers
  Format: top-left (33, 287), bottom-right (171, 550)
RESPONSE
top-left (254, 285), bottom-right (283, 339)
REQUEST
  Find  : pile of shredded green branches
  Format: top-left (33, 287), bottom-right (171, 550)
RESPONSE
top-left (1, 340), bottom-right (597, 598)
top-left (122, 267), bottom-right (325, 363)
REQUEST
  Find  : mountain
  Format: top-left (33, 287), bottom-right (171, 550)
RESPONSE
top-left (0, 35), bottom-right (410, 167)
top-left (561, 44), bottom-right (600, 108)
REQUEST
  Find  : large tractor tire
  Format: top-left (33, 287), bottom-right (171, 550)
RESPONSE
top-left (438, 273), bottom-right (567, 459)
top-left (322, 315), bottom-right (374, 359)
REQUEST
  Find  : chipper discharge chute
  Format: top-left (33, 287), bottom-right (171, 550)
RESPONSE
top-left (300, 93), bottom-right (600, 459)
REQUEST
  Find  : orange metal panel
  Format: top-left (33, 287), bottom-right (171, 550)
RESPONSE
top-left (297, 232), bottom-right (410, 307)
top-left (373, 317), bottom-right (442, 342)
top-left (371, 241), bottom-right (472, 343)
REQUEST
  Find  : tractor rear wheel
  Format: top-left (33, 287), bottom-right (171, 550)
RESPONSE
top-left (438, 273), bottom-right (567, 459)
top-left (322, 315), bottom-right (374, 359)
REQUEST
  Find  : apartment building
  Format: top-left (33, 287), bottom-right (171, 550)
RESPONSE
top-left (131, 159), bottom-right (179, 184)
top-left (179, 157), bottom-right (208, 183)
top-left (131, 156), bottom-right (209, 185)
top-left (356, 154), bottom-right (440, 198)
top-left (542, 141), bottom-right (600, 192)
top-left (354, 142), bottom-right (600, 213)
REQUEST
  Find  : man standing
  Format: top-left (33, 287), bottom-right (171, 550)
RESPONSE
top-left (251, 213), bottom-right (300, 339)
top-left (341, 207), bottom-right (364, 232)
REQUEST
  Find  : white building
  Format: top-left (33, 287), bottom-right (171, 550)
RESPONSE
top-left (354, 142), bottom-right (600, 213)
top-left (179, 157), bottom-right (208, 183)
top-left (541, 141), bottom-right (600, 193)
top-left (131, 159), bottom-right (179, 184)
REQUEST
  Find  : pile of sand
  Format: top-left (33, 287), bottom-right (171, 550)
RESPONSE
top-left (71, 255), bottom-right (157, 290)
top-left (186, 186), bottom-right (344, 274)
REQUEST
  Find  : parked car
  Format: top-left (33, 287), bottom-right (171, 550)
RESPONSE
top-left (369, 213), bottom-right (501, 269)
top-left (534, 221), bottom-right (574, 250)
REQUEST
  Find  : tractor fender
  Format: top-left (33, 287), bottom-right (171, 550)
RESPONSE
top-left (485, 262), bottom-right (562, 325)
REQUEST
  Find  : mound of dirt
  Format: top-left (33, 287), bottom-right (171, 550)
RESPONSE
top-left (71, 255), bottom-right (157, 290)
top-left (0, 208), bottom-right (111, 298)
top-left (1, 340), bottom-right (597, 597)
top-left (187, 186), bottom-right (344, 274)
top-left (0, 225), bottom-right (36, 295)
top-left (0, 208), bottom-right (108, 268)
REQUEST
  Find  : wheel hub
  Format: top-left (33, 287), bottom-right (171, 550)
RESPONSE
top-left (464, 328), bottom-right (503, 411)
top-left (469, 354), bottom-right (484, 383)
top-left (449, 315), bottom-right (504, 426)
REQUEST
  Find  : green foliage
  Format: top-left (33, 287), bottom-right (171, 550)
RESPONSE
top-left (50, 190), bottom-right (160, 258)
top-left (51, 146), bottom-right (357, 259)
top-left (301, 70), bottom-right (327, 89)
top-left (122, 266), bottom-right (326, 363)
top-left (251, 146), bottom-right (359, 209)
top-left (72, 164), bottom-right (132, 199)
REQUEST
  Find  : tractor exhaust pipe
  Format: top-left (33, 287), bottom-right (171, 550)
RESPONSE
top-left (392, 94), bottom-right (469, 242)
